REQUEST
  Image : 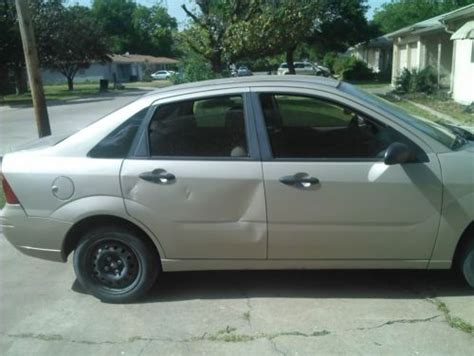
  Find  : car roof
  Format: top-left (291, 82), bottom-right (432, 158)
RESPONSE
top-left (143, 75), bottom-right (341, 100)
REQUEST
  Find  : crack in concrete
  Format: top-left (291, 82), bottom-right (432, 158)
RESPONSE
top-left (357, 315), bottom-right (440, 330)
top-left (269, 338), bottom-right (287, 356)
top-left (3, 328), bottom-right (331, 346)
top-left (426, 297), bottom-right (474, 335)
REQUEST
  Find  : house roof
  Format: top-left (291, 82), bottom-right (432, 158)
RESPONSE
top-left (110, 54), bottom-right (179, 64)
top-left (354, 36), bottom-right (393, 49)
top-left (386, 4), bottom-right (474, 38)
top-left (442, 3), bottom-right (474, 23)
top-left (451, 20), bottom-right (474, 40)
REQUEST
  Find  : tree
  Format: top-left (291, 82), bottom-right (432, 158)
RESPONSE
top-left (92, 0), bottom-right (136, 54)
top-left (225, 0), bottom-right (372, 74)
top-left (92, 0), bottom-right (178, 57)
top-left (0, 0), bottom-right (28, 94)
top-left (181, 0), bottom-right (261, 72)
top-left (130, 5), bottom-right (177, 57)
top-left (36, 5), bottom-right (110, 90)
top-left (372, 0), bottom-right (474, 34)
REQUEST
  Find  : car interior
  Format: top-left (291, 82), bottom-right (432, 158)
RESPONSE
top-left (148, 96), bottom-right (248, 157)
top-left (259, 94), bottom-right (414, 159)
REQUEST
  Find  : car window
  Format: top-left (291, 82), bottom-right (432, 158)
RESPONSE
top-left (259, 93), bottom-right (421, 160)
top-left (88, 108), bottom-right (148, 158)
top-left (148, 95), bottom-right (248, 158)
top-left (295, 63), bottom-right (305, 68)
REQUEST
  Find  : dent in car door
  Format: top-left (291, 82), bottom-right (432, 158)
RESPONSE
top-left (121, 91), bottom-right (267, 259)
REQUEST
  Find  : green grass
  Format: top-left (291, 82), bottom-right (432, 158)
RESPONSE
top-left (406, 94), bottom-right (474, 125)
top-left (0, 82), bottom-right (121, 105)
top-left (277, 95), bottom-right (352, 127)
top-left (381, 95), bottom-right (443, 122)
top-left (124, 80), bottom-right (172, 89)
top-left (352, 81), bottom-right (391, 89)
top-left (0, 80), bottom-right (172, 106)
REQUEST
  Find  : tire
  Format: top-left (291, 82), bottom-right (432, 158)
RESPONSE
top-left (73, 225), bottom-right (160, 303)
top-left (459, 239), bottom-right (474, 288)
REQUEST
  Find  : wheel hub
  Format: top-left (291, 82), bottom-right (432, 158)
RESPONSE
top-left (89, 241), bottom-right (139, 288)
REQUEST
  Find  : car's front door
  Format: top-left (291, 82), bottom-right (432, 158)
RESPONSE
top-left (121, 90), bottom-right (267, 259)
top-left (253, 90), bottom-right (443, 262)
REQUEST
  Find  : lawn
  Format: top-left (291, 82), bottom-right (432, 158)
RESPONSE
top-left (405, 94), bottom-right (474, 125)
top-left (352, 81), bottom-right (391, 89)
top-left (0, 80), bottom-right (172, 106)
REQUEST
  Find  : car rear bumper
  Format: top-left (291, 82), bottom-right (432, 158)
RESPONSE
top-left (0, 205), bottom-right (72, 262)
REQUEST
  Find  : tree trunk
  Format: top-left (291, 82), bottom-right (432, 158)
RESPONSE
top-left (14, 65), bottom-right (27, 94)
top-left (286, 48), bottom-right (296, 75)
top-left (67, 77), bottom-right (74, 91)
top-left (210, 52), bottom-right (222, 73)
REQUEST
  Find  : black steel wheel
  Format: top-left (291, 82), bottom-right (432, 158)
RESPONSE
top-left (73, 225), bottom-right (159, 303)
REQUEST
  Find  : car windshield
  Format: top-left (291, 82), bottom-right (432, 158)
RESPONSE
top-left (339, 82), bottom-right (466, 150)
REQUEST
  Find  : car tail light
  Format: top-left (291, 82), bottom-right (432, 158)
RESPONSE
top-left (2, 176), bottom-right (20, 205)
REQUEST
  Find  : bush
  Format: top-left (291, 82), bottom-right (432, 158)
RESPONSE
top-left (395, 66), bottom-right (438, 94)
top-left (141, 62), bottom-right (154, 82)
top-left (333, 55), bottom-right (374, 81)
top-left (172, 57), bottom-right (218, 84)
top-left (322, 52), bottom-right (338, 73)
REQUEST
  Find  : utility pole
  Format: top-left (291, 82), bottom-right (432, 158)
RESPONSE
top-left (15, 0), bottom-right (51, 137)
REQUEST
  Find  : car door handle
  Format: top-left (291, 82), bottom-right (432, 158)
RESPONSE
top-left (279, 174), bottom-right (319, 187)
top-left (139, 169), bottom-right (176, 184)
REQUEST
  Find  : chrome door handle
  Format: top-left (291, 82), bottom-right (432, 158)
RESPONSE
top-left (139, 169), bottom-right (176, 184)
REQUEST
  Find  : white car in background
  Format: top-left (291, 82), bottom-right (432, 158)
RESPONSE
top-left (278, 62), bottom-right (330, 76)
top-left (151, 70), bottom-right (175, 80)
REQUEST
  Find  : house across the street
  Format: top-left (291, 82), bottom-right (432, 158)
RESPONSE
top-left (41, 53), bottom-right (179, 85)
top-left (348, 36), bottom-right (393, 75)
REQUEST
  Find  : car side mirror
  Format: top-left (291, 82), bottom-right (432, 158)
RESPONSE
top-left (384, 142), bottom-right (412, 165)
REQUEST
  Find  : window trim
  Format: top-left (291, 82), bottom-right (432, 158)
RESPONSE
top-left (250, 91), bottom-right (428, 163)
top-left (129, 91), bottom-right (261, 161)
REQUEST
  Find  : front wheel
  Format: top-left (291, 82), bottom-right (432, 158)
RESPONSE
top-left (73, 225), bottom-right (160, 303)
top-left (460, 239), bottom-right (474, 288)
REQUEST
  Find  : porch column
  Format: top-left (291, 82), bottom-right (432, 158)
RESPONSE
top-left (437, 41), bottom-right (442, 89)
top-left (391, 40), bottom-right (399, 87)
top-left (417, 39), bottom-right (423, 69)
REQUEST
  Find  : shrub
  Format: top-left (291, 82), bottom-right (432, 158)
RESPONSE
top-left (333, 55), bottom-right (374, 81)
top-left (141, 62), bottom-right (154, 82)
top-left (172, 57), bottom-right (218, 84)
top-left (322, 52), bottom-right (338, 73)
top-left (395, 66), bottom-right (438, 94)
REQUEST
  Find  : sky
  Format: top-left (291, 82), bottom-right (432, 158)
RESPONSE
top-left (71, 0), bottom-right (389, 27)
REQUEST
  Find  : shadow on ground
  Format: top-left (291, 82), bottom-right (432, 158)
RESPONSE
top-left (72, 269), bottom-right (473, 303)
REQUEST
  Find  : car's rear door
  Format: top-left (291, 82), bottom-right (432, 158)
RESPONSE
top-left (120, 89), bottom-right (267, 259)
top-left (251, 87), bottom-right (443, 263)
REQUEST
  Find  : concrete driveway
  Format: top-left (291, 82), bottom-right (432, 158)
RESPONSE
top-left (0, 89), bottom-right (151, 155)
top-left (1, 235), bottom-right (473, 355)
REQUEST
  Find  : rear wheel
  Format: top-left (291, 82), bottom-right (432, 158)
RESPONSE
top-left (459, 239), bottom-right (474, 288)
top-left (73, 226), bottom-right (159, 303)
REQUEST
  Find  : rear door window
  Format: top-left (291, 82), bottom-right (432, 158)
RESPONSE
top-left (148, 95), bottom-right (248, 158)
